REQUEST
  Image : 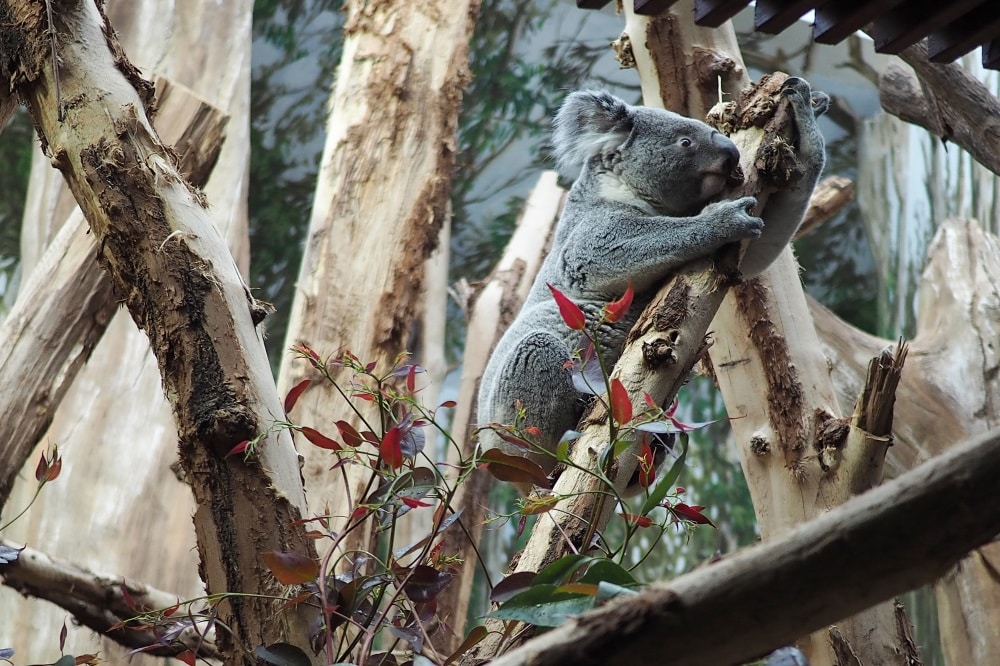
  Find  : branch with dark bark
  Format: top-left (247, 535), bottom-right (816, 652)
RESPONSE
top-left (0, 539), bottom-right (220, 659)
top-left (0, 77), bottom-right (227, 513)
top-left (878, 41), bottom-right (1000, 177)
top-left (488, 426), bottom-right (1000, 666)
top-left (0, 0), bottom-right (315, 658)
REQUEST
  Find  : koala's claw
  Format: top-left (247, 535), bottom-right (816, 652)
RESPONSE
top-left (810, 91), bottom-right (830, 117)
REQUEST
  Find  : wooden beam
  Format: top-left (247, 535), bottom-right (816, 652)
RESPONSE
top-left (986, 37), bottom-right (1000, 69)
top-left (576, 0), bottom-right (612, 9)
top-left (634, 0), bottom-right (682, 16)
top-left (813, 0), bottom-right (906, 45)
top-left (693, 0), bottom-right (751, 27)
top-left (927, 3), bottom-right (1000, 63)
top-left (874, 0), bottom-right (987, 53)
top-left (754, 0), bottom-right (822, 34)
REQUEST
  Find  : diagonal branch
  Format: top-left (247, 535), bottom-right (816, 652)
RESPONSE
top-left (0, 539), bottom-right (220, 658)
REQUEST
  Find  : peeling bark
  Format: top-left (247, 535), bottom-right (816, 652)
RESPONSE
top-left (275, 0), bottom-right (481, 581)
top-left (0, 0), bottom-right (313, 659)
top-left (0, 79), bottom-right (226, 512)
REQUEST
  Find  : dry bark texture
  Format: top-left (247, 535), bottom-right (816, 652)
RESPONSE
top-left (276, 0), bottom-right (480, 568)
top-left (0, 538), bottom-right (220, 658)
top-left (626, 2), bottom-right (914, 663)
top-left (0, 0), bottom-right (313, 659)
top-left (0, 78), bottom-right (226, 512)
top-left (813, 217), bottom-right (1000, 664)
top-left (482, 427), bottom-right (1000, 666)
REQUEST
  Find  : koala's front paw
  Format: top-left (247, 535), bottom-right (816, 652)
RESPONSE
top-left (704, 196), bottom-right (764, 241)
top-left (781, 76), bottom-right (829, 119)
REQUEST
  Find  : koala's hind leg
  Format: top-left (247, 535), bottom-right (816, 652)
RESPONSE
top-left (491, 330), bottom-right (584, 474)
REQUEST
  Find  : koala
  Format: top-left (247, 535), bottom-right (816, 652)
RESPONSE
top-left (477, 78), bottom-right (827, 479)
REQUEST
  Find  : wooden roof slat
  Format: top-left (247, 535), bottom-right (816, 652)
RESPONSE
top-left (813, 0), bottom-right (907, 45)
top-left (874, 0), bottom-right (988, 53)
top-left (576, 0), bottom-right (613, 9)
top-left (985, 38), bottom-right (1000, 70)
top-left (693, 0), bottom-right (752, 28)
top-left (754, 0), bottom-right (823, 35)
top-left (927, 4), bottom-right (1000, 63)
top-left (634, 0), bottom-right (683, 16)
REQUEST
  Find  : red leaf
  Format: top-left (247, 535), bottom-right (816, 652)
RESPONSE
top-left (547, 283), bottom-right (586, 331)
top-left (225, 440), bottom-right (251, 458)
top-left (284, 379), bottom-right (312, 413)
top-left (263, 550), bottom-right (319, 585)
top-left (406, 364), bottom-right (417, 392)
top-left (671, 502), bottom-right (716, 527)
top-left (609, 378), bottom-right (632, 425)
top-left (301, 427), bottom-right (342, 451)
top-left (401, 496), bottom-right (432, 509)
top-left (351, 506), bottom-right (371, 522)
top-left (481, 448), bottom-right (551, 488)
top-left (619, 512), bottom-right (653, 528)
top-left (365, 360), bottom-right (377, 373)
top-left (176, 650), bottom-right (197, 666)
top-left (336, 420), bottom-right (363, 447)
top-left (602, 283), bottom-right (634, 323)
top-left (439, 400), bottom-right (457, 408)
top-left (380, 426), bottom-right (404, 469)
top-left (291, 343), bottom-right (321, 369)
top-left (638, 439), bottom-right (655, 488)
top-left (59, 619), bottom-right (67, 651)
top-left (644, 392), bottom-right (657, 409)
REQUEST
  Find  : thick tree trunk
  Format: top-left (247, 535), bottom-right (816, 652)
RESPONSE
top-left (0, 0), bottom-right (253, 659)
top-left (813, 216), bottom-right (1000, 664)
top-left (0, 78), bottom-right (226, 512)
top-left (624, 2), bottom-right (914, 663)
top-left (275, 0), bottom-right (479, 576)
top-left (0, 0), bottom-right (313, 661)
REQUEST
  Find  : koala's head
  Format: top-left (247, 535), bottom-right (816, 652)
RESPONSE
top-left (552, 90), bottom-right (742, 216)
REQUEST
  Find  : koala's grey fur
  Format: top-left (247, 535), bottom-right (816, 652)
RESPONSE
top-left (477, 78), bottom-right (827, 477)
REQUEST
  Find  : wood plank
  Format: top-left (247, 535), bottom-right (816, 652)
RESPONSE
top-left (693, 0), bottom-right (752, 27)
top-left (874, 0), bottom-right (987, 53)
top-left (755, 0), bottom-right (822, 34)
top-left (927, 4), bottom-right (1000, 62)
top-left (813, 0), bottom-right (906, 45)
top-left (634, 0), bottom-right (683, 16)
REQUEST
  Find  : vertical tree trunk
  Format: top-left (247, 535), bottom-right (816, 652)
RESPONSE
top-left (623, 1), bottom-right (915, 662)
top-left (0, 0), bottom-right (260, 659)
top-left (276, 0), bottom-right (480, 570)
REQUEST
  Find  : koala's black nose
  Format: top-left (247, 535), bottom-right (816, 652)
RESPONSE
top-left (713, 131), bottom-right (741, 173)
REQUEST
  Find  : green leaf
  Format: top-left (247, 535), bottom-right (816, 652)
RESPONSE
top-left (639, 433), bottom-right (689, 517)
top-left (578, 560), bottom-right (638, 587)
top-left (595, 581), bottom-right (640, 603)
top-left (486, 584), bottom-right (595, 627)
top-left (533, 554), bottom-right (591, 586)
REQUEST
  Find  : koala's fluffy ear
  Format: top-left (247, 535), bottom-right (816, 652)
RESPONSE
top-left (552, 90), bottom-right (633, 170)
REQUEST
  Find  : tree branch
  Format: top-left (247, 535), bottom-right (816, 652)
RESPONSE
top-left (0, 539), bottom-right (220, 658)
top-left (487, 426), bottom-right (1000, 666)
top-left (878, 41), bottom-right (1000, 177)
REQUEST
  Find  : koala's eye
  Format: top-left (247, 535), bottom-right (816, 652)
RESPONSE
top-left (679, 137), bottom-right (694, 148)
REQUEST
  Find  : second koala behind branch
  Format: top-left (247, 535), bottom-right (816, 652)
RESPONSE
top-left (478, 79), bottom-right (827, 478)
